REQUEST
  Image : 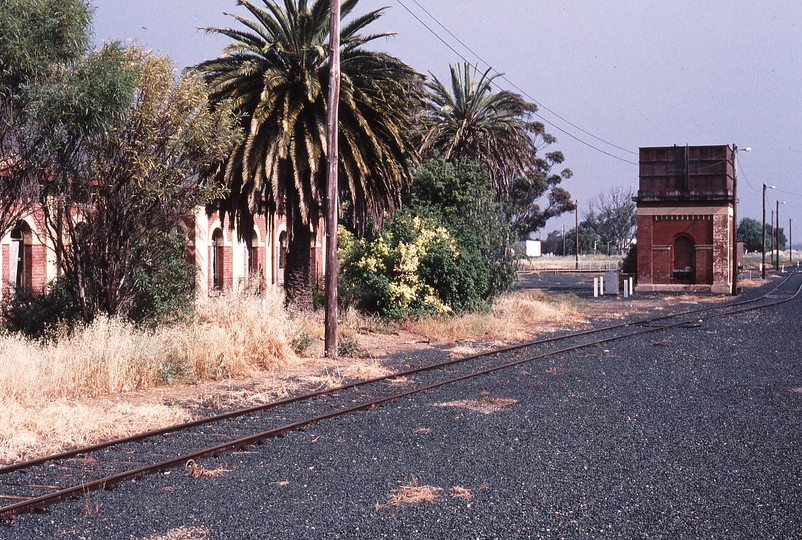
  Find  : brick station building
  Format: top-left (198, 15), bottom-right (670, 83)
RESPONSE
top-left (633, 144), bottom-right (737, 294)
top-left (0, 208), bottom-right (324, 301)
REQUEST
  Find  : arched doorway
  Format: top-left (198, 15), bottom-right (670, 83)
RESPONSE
top-left (9, 221), bottom-right (32, 294)
top-left (277, 231), bottom-right (287, 285)
top-left (672, 235), bottom-right (695, 284)
top-left (211, 228), bottom-right (225, 291)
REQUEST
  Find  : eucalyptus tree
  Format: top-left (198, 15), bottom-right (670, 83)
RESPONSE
top-left (26, 45), bottom-right (241, 321)
top-left (193, 0), bottom-right (422, 309)
top-left (583, 186), bottom-right (637, 255)
top-left (0, 0), bottom-right (92, 241)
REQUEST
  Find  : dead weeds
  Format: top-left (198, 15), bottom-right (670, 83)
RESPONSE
top-left (185, 459), bottom-right (231, 478)
top-left (388, 477), bottom-right (443, 506)
top-left (1, 284), bottom-right (741, 464)
top-left (139, 527), bottom-right (211, 540)
top-left (432, 398), bottom-right (518, 414)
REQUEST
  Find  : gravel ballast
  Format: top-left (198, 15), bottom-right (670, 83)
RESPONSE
top-left (5, 277), bottom-right (802, 539)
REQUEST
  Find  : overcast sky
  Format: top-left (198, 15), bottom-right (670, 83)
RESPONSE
top-left (91, 0), bottom-right (802, 236)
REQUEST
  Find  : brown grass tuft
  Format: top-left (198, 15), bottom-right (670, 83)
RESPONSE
top-left (185, 459), bottom-right (231, 478)
top-left (0, 290), bottom-right (302, 463)
top-left (139, 527), bottom-right (211, 540)
top-left (450, 486), bottom-right (473, 499)
top-left (400, 290), bottom-right (583, 343)
top-left (388, 477), bottom-right (443, 506)
top-left (433, 398), bottom-right (518, 414)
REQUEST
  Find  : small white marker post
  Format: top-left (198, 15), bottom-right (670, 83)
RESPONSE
top-left (629, 277), bottom-right (634, 296)
top-left (623, 279), bottom-right (629, 298)
top-left (600, 276), bottom-right (604, 296)
top-left (594, 277), bottom-right (599, 297)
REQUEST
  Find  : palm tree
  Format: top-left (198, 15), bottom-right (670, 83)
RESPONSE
top-left (193, 0), bottom-right (421, 308)
top-left (418, 62), bottom-right (544, 198)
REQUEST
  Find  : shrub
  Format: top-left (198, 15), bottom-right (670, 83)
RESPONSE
top-left (339, 215), bottom-right (455, 318)
top-left (339, 157), bottom-right (520, 317)
top-left (127, 229), bottom-right (196, 325)
top-left (2, 277), bottom-right (81, 340)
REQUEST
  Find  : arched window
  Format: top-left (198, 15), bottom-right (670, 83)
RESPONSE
top-left (278, 231), bottom-right (287, 270)
top-left (212, 228), bottom-right (225, 290)
top-left (247, 229), bottom-right (259, 278)
top-left (672, 235), bottom-right (695, 284)
top-left (9, 221), bottom-right (32, 294)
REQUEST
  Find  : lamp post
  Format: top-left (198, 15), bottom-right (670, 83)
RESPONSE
top-left (575, 200), bottom-right (579, 270)
top-left (775, 200), bottom-right (786, 271)
top-left (790, 218), bottom-right (796, 264)
top-left (762, 184), bottom-right (775, 279)
top-left (732, 145), bottom-right (749, 295)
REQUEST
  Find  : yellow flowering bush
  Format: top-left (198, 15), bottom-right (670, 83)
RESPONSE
top-left (338, 214), bottom-right (456, 317)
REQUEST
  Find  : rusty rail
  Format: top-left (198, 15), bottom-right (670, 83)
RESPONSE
top-left (2, 271), bottom-right (799, 522)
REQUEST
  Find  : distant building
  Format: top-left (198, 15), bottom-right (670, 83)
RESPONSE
top-left (633, 144), bottom-right (736, 294)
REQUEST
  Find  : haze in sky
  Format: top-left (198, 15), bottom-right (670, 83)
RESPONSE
top-left (91, 0), bottom-right (802, 237)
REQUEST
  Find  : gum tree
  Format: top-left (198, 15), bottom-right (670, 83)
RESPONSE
top-left (0, 0), bottom-right (92, 240)
top-left (27, 45), bottom-right (241, 321)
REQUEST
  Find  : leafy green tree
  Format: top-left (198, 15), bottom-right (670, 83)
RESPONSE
top-left (27, 45), bottom-right (240, 321)
top-left (738, 217), bottom-right (765, 252)
top-left (0, 0), bottom-right (92, 241)
top-left (506, 159), bottom-right (574, 238)
top-left (193, 0), bottom-right (421, 309)
top-left (738, 217), bottom-right (786, 252)
top-left (563, 224), bottom-right (598, 256)
top-left (408, 157), bottom-right (518, 302)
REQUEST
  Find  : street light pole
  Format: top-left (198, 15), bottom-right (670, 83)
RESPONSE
top-left (762, 183), bottom-right (767, 279)
top-left (731, 145), bottom-right (749, 295)
top-left (790, 218), bottom-right (795, 264)
top-left (575, 200), bottom-right (579, 270)
top-left (775, 200), bottom-right (785, 271)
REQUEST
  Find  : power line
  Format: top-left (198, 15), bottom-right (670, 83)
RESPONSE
top-left (394, 0), bottom-right (639, 165)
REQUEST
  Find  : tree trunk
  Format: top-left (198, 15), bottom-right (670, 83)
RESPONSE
top-left (284, 206), bottom-right (313, 310)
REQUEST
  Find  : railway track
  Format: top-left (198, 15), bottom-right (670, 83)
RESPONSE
top-left (2, 271), bottom-right (800, 522)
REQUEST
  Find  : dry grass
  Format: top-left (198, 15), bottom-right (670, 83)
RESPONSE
top-left (185, 459), bottom-right (231, 478)
top-left (0, 285), bottom-right (662, 464)
top-left (0, 398), bottom-right (189, 463)
top-left (433, 398), bottom-right (518, 414)
top-left (450, 486), bottom-right (473, 499)
top-left (0, 290), bottom-right (301, 463)
top-left (139, 527), bottom-right (211, 540)
top-left (400, 290), bottom-right (584, 344)
top-left (388, 477), bottom-right (443, 506)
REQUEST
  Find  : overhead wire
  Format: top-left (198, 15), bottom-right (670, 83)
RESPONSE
top-left (393, 0), bottom-right (640, 165)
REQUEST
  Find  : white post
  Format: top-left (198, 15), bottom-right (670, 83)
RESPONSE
top-left (623, 279), bottom-right (629, 298)
top-left (600, 275), bottom-right (604, 296)
top-left (594, 277), bottom-right (599, 298)
top-left (629, 277), bottom-right (634, 296)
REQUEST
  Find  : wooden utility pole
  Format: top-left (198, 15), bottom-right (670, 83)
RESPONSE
top-left (324, 0), bottom-right (341, 358)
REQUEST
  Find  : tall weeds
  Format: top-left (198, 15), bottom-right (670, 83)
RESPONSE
top-left (0, 290), bottom-right (299, 405)
top-left (0, 290), bottom-right (300, 462)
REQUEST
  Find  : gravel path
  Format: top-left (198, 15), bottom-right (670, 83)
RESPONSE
top-left (5, 275), bottom-right (802, 539)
